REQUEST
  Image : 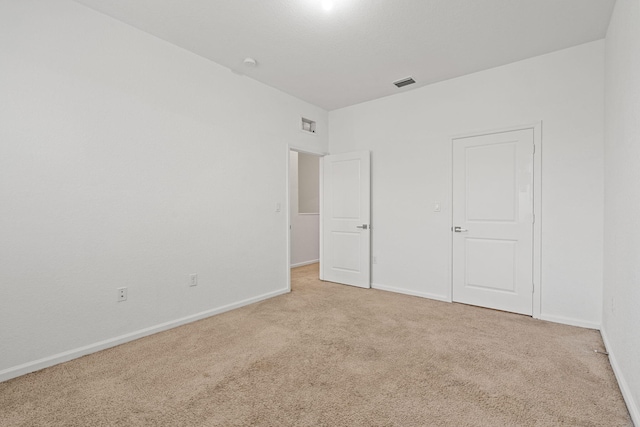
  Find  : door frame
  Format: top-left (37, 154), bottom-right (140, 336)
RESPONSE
top-left (286, 145), bottom-right (327, 292)
top-left (449, 122), bottom-right (542, 319)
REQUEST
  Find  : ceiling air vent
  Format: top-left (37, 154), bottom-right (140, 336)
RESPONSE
top-left (393, 77), bottom-right (416, 88)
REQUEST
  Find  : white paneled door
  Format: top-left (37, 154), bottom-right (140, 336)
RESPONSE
top-left (322, 151), bottom-right (371, 288)
top-left (452, 129), bottom-right (534, 315)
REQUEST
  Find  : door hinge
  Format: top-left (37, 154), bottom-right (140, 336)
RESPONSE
top-left (532, 213), bottom-right (535, 224)
top-left (532, 283), bottom-right (535, 294)
top-left (533, 144), bottom-right (536, 154)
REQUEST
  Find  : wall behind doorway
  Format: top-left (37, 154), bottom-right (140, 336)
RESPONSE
top-left (289, 151), bottom-right (320, 267)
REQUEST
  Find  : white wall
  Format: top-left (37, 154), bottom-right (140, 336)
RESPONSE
top-left (289, 151), bottom-right (320, 267)
top-left (0, 0), bottom-right (327, 380)
top-left (602, 0), bottom-right (640, 423)
top-left (329, 41), bottom-right (605, 328)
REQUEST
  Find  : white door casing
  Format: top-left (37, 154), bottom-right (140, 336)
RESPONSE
top-left (452, 129), bottom-right (534, 315)
top-left (322, 151), bottom-right (371, 288)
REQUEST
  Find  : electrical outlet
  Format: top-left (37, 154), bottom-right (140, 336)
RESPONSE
top-left (117, 287), bottom-right (127, 302)
top-left (189, 274), bottom-right (198, 287)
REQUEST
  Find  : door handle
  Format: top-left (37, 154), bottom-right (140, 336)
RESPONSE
top-left (356, 224), bottom-right (368, 230)
top-left (453, 226), bottom-right (468, 232)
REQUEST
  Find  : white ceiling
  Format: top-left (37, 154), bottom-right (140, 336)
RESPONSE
top-left (72, 0), bottom-right (616, 111)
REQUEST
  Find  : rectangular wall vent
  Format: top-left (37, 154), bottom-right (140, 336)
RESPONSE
top-left (393, 77), bottom-right (416, 88)
top-left (301, 117), bottom-right (316, 134)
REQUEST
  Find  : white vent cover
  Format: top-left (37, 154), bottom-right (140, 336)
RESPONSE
top-left (301, 117), bottom-right (316, 134)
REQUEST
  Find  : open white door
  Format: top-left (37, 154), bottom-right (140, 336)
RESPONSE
top-left (452, 129), bottom-right (534, 315)
top-left (322, 151), bottom-right (371, 288)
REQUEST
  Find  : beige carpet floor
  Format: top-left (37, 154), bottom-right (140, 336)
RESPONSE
top-left (0, 263), bottom-right (632, 426)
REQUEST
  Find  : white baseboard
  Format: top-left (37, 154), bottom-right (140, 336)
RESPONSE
top-left (370, 285), bottom-right (603, 331)
top-left (538, 313), bottom-right (601, 330)
top-left (290, 259), bottom-right (319, 268)
top-left (372, 283), bottom-right (450, 303)
top-left (0, 288), bottom-right (289, 383)
top-left (601, 328), bottom-right (639, 426)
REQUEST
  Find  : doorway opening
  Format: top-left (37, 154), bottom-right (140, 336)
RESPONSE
top-left (286, 148), bottom-right (372, 292)
top-left (289, 150), bottom-right (321, 268)
top-left (288, 149), bottom-right (323, 290)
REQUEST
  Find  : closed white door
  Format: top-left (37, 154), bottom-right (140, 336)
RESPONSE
top-left (452, 129), bottom-right (534, 315)
top-left (322, 151), bottom-right (371, 288)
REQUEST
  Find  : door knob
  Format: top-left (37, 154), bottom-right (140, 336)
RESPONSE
top-left (356, 224), bottom-right (368, 230)
top-left (453, 226), bottom-right (468, 232)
